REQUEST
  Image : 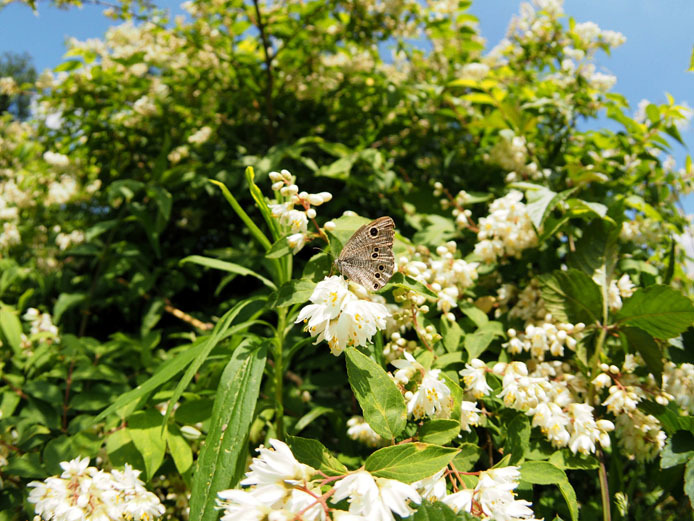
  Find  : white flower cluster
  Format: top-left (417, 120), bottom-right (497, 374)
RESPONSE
top-left (507, 1), bottom-right (560, 47)
top-left (503, 279), bottom-right (544, 322)
top-left (504, 318), bottom-right (585, 360)
top-left (217, 439), bottom-right (422, 521)
top-left (418, 466), bottom-right (540, 521)
top-left (592, 358), bottom-right (666, 461)
top-left (0, 221), bottom-right (20, 249)
top-left (461, 359), bottom-right (614, 455)
top-left (591, 271), bottom-right (635, 311)
top-left (573, 21), bottom-right (626, 49)
top-left (187, 126), bottom-right (212, 145)
top-left (474, 190), bottom-right (538, 263)
top-left (55, 230), bottom-right (86, 251)
top-left (399, 241), bottom-right (479, 320)
top-left (434, 184), bottom-right (473, 229)
top-left (346, 416), bottom-right (385, 447)
top-left (28, 457), bottom-right (165, 521)
top-left (620, 218), bottom-right (661, 245)
top-left (47, 175), bottom-right (79, 206)
top-left (459, 62), bottom-right (490, 81)
top-left (296, 276), bottom-right (389, 356)
top-left (615, 410), bottom-right (666, 462)
top-left (0, 76), bottom-right (17, 95)
top-left (268, 169), bottom-right (332, 253)
top-left (43, 151), bottom-right (70, 168)
top-left (391, 352), bottom-right (454, 420)
top-left (23, 307), bottom-right (60, 344)
top-left (663, 362), bottom-right (694, 414)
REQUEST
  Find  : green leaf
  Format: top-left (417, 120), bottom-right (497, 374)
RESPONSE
top-left (292, 406), bottom-right (335, 434)
top-left (539, 269), bottom-right (602, 324)
top-left (180, 255), bottom-right (276, 290)
top-left (162, 297), bottom-right (265, 430)
top-left (440, 319), bottom-right (463, 353)
top-left (464, 330), bottom-right (495, 360)
top-left (365, 443), bottom-right (459, 483)
top-left (209, 178), bottom-right (272, 252)
top-left (0, 305), bottom-right (22, 352)
top-left (520, 461), bottom-right (578, 521)
top-left (689, 45), bottom-right (694, 72)
top-left (616, 286), bottom-right (694, 339)
top-left (505, 414), bottom-right (530, 465)
top-left (266, 237), bottom-right (291, 259)
top-left (167, 423), bottom-right (194, 478)
top-left (128, 410), bottom-right (167, 480)
top-left (5, 453), bottom-right (44, 478)
top-left (245, 166), bottom-right (281, 242)
top-left (413, 500), bottom-right (477, 521)
top-left (94, 337), bottom-right (208, 423)
top-left (189, 338), bottom-right (267, 521)
top-left (567, 219), bottom-right (618, 278)
top-left (685, 457), bottom-right (694, 507)
top-left (451, 443), bottom-right (482, 471)
top-left (419, 419), bottom-right (461, 445)
top-left (524, 186), bottom-right (557, 229)
top-left (459, 302), bottom-right (489, 328)
top-left (286, 435), bottom-right (348, 476)
top-left (54, 59), bottom-right (83, 72)
top-left (345, 347), bottom-right (407, 441)
top-left (53, 293), bottom-right (87, 324)
top-left (384, 272), bottom-right (438, 299)
top-left (622, 327), bottom-right (663, 382)
top-left (271, 279), bottom-right (317, 308)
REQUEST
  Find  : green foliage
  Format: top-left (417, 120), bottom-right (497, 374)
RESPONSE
top-left (1, 0), bottom-right (693, 520)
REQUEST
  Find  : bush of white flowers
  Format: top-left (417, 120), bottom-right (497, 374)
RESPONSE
top-left (1, 0), bottom-right (694, 520)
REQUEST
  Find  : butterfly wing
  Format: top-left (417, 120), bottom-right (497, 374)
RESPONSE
top-left (337, 216), bottom-right (395, 291)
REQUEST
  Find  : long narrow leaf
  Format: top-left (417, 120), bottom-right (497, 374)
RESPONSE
top-left (161, 296), bottom-right (266, 430)
top-left (208, 179), bottom-right (272, 251)
top-left (188, 338), bottom-right (267, 521)
top-left (181, 255), bottom-right (276, 290)
top-left (93, 338), bottom-right (206, 423)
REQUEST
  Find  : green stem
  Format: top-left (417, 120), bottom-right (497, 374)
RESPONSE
top-left (274, 307), bottom-right (287, 440)
top-left (598, 450), bottom-right (611, 521)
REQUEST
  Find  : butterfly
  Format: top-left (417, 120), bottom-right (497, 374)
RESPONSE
top-left (335, 216), bottom-right (395, 291)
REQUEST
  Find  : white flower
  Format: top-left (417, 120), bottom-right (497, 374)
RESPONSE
top-left (474, 191), bottom-right (537, 262)
top-left (217, 488), bottom-right (277, 521)
top-left (460, 358), bottom-right (491, 398)
top-left (43, 151), bottom-right (70, 167)
top-left (413, 470), bottom-right (447, 502)
top-left (296, 276), bottom-right (389, 356)
top-left (406, 369), bottom-right (453, 420)
top-left (460, 400), bottom-right (482, 432)
top-left (475, 467), bottom-right (536, 521)
top-left (441, 489), bottom-right (475, 513)
top-left (331, 471), bottom-right (420, 521)
top-left (28, 458), bottom-right (164, 521)
top-left (347, 416), bottom-right (385, 447)
top-left (287, 232), bottom-right (307, 254)
top-left (241, 439), bottom-right (314, 488)
top-left (0, 221), bottom-right (20, 249)
top-left (188, 126), bottom-right (212, 145)
top-left (391, 352), bottom-right (422, 385)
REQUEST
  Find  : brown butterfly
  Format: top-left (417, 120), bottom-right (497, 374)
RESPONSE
top-left (335, 216), bottom-right (395, 291)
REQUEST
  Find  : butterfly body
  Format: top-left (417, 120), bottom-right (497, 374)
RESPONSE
top-left (335, 216), bottom-right (395, 291)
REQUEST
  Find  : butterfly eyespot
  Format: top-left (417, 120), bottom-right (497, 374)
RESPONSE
top-left (369, 227), bottom-right (378, 237)
top-left (378, 265), bottom-right (384, 271)
top-left (373, 283), bottom-right (379, 289)
top-left (373, 247), bottom-right (379, 252)
top-left (371, 252), bottom-right (378, 259)
top-left (374, 272), bottom-right (381, 278)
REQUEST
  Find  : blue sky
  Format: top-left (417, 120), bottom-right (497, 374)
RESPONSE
top-left (2, 0), bottom-right (693, 211)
